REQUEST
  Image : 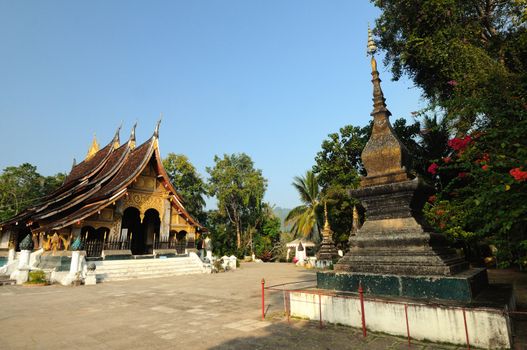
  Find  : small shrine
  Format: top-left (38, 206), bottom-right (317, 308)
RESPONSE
top-left (315, 203), bottom-right (338, 268)
top-left (286, 238), bottom-right (315, 264)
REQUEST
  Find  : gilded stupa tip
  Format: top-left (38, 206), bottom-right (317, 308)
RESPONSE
top-left (323, 201), bottom-right (331, 232)
top-left (86, 133), bottom-right (100, 160)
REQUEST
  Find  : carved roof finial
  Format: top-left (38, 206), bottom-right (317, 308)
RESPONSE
top-left (113, 123), bottom-right (122, 149)
top-left (71, 157), bottom-right (77, 169)
top-left (86, 133), bottom-right (100, 160)
top-left (129, 123), bottom-right (137, 150)
top-left (154, 116), bottom-right (162, 139)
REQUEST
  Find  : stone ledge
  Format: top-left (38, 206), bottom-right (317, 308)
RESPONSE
top-left (317, 269), bottom-right (488, 302)
top-left (289, 287), bottom-right (513, 349)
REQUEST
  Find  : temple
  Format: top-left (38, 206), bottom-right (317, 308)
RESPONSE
top-left (0, 121), bottom-right (206, 260)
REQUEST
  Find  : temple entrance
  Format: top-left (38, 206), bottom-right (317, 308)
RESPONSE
top-left (175, 230), bottom-right (187, 254)
top-left (121, 207), bottom-right (160, 255)
top-left (82, 226), bottom-right (107, 257)
top-left (142, 209), bottom-right (160, 254)
top-left (122, 207), bottom-right (143, 255)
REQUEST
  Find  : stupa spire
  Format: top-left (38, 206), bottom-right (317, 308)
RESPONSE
top-left (323, 201), bottom-right (331, 232)
top-left (316, 201), bottom-right (338, 267)
top-left (360, 26), bottom-right (410, 187)
top-left (85, 134), bottom-right (100, 160)
top-left (368, 25), bottom-right (391, 118)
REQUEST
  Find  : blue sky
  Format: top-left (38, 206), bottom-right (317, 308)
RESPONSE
top-left (0, 0), bottom-right (424, 209)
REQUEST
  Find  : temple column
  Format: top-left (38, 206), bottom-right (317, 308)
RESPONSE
top-left (0, 229), bottom-right (11, 249)
top-left (110, 214), bottom-right (122, 239)
top-left (11, 234), bottom-right (32, 284)
top-left (160, 199), bottom-right (171, 240)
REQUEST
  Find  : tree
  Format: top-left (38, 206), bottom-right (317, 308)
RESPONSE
top-left (253, 203), bottom-right (282, 261)
top-left (372, 0), bottom-right (527, 131)
top-left (374, 0), bottom-right (527, 267)
top-left (162, 153), bottom-right (206, 221)
top-left (285, 170), bottom-right (322, 242)
top-left (206, 153), bottom-right (267, 250)
top-left (0, 163), bottom-right (65, 222)
top-left (313, 125), bottom-right (368, 190)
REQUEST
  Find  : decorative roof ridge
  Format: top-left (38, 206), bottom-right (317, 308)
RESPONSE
top-left (42, 189), bottom-right (128, 231)
top-left (128, 123), bottom-right (137, 149)
top-left (90, 134), bottom-right (156, 202)
top-left (113, 123), bottom-right (122, 149)
top-left (32, 183), bottom-right (103, 220)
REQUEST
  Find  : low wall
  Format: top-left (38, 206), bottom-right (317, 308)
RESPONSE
top-left (289, 291), bottom-right (512, 349)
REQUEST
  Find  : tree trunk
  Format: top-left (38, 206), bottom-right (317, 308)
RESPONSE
top-left (236, 224), bottom-right (241, 249)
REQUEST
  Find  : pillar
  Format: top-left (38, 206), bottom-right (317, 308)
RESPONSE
top-left (160, 199), bottom-right (171, 240)
top-left (8, 247), bottom-right (15, 263)
top-left (12, 249), bottom-right (30, 284)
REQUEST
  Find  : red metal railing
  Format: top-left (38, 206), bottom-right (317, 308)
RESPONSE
top-left (260, 278), bottom-right (527, 349)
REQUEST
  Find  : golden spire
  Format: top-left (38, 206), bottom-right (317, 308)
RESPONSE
top-left (323, 201), bottom-right (331, 233)
top-left (86, 134), bottom-right (100, 160)
top-left (129, 123), bottom-right (137, 150)
top-left (368, 26), bottom-right (390, 118)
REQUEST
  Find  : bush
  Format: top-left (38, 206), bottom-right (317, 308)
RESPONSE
top-left (28, 270), bottom-right (47, 284)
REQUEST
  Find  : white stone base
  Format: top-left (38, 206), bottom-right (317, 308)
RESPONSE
top-left (84, 272), bottom-right (97, 285)
top-left (11, 268), bottom-right (29, 285)
top-left (290, 291), bottom-right (513, 349)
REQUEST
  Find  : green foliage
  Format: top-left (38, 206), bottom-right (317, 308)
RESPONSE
top-left (373, 0), bottom-right (526, 108)
top-left (28, 270), bottom-right (47, 284)
top-left (206, 153), bottom-right (267, 250)
top-left (162, 153), bottom-right (206, 221)
top-left (254, 214), bottom-right (281, 261)
top-left (313, 125), bottom-right (368, 189)
top-left (374, 0), bottom-right (527, 268)
top-left (285, 170), bottom-right (322, 241)
top-left (424, 121), bottom-right (527, 267)
top-left (0, 163), bottom-right (65, 222)
top-left (311, 118), bottom-right (421, 247)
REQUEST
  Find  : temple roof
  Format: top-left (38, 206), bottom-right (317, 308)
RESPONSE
top-left (1, 124), bottom-right (205, 232)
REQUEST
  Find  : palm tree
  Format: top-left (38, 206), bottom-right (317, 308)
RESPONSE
top-left (285, 170), bottom-right (322, 242)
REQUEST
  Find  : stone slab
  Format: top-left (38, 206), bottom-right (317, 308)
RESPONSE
top-left (35, 255), bottom-right (71, 272)
top-left (317, 268), bottom-right (488, 302)
top-left (102, 250), bottom-right (132, 260)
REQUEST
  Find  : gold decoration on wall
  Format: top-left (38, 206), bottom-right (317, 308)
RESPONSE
top-left (121, 192), bottom-right (165, 222)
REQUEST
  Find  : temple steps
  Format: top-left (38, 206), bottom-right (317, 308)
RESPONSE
top-left (93, 256), bottom-right (205, 282)
top-left (0, 275), bottom-right (16, 286)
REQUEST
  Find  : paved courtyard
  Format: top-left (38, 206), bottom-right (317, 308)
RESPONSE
top-left (0, 262), bottom-right (524, 349)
